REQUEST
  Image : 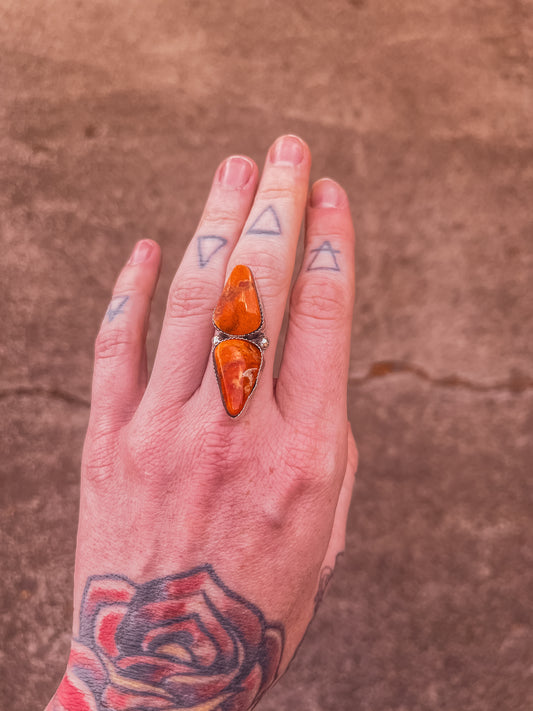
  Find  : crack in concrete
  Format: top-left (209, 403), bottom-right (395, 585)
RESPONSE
top-left (0, 386), bottom-right (90, 407)
top-left (350, 361), bottom-right (533, 394)
top-left (1, 362), bottom-right (532, 408)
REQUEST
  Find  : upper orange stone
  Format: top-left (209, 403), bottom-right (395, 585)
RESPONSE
top-left (213, 265), bottom-right (262, 336)
top-left (213, 339), bottom-right (262, 417)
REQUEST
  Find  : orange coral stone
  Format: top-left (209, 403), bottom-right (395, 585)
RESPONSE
top-left (213, 265), bottom-right (262, 335)
top-left (214, 339), bottom-right (262, 417)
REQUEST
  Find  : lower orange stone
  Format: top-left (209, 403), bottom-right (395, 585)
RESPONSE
top-left (214, 339), bottom-right (262, 417)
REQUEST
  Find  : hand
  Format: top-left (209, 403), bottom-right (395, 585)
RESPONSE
top-left (47, 134), bottom-right (358, 711)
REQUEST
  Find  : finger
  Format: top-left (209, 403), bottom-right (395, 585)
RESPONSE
top-left (89, 239), bottom-right (161, 435)
top-left (198, 134), bottom-right (312, 413)
top-left (310, 424), bottom-right (357, 617)
top-left (276, 178), bottom-right (355, 427)
top-left (146, 155), bottom-right (259, 407)
top-left (320, 422), bottom-right (358, 572)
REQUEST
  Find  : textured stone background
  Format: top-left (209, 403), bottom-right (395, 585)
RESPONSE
top-left (1, 1), bottom-right (532, 709)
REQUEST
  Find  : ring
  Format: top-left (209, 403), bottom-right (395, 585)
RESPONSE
top-left (212, 265), bottom-right (269, 418)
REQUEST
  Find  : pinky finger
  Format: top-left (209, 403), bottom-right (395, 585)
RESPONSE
top-left (318, 423), bottom-right (358, 580)
top-left (89, 239), bottom-right (161, 436)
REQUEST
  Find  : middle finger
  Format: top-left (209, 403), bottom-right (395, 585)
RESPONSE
top-left (199, 134), bottom-right (312, 416)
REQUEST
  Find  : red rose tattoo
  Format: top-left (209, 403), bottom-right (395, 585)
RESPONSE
top-left (51, 566), bottom-right (284, 711)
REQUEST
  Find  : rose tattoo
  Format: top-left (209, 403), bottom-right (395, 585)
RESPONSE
top-left (51, 565), bottom-right (284, 710)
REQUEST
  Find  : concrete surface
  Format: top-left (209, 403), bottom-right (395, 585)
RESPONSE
top-left (0, 1), bottom-right (532, 709)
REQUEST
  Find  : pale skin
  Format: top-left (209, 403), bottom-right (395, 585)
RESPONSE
top-left (47, 134), bottom-right (358, 711)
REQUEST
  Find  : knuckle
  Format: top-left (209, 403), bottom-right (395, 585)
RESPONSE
top-left (291, 277), bottom-right (348, 323)
top-left (94, 327), bottom-right (135, 362)
top-left (167, 280), bottom-right (214, 320)
top-left (288, 452), bottom-right (327, 487)
top-left (283, 428), bottom-right (338, 487)
top-left (306, 229), bottom-right (347, 246)
top-left (82, 461), bottom-right (118, 492)
top-left (122, 422), bottom-right (169, 480)
top-left (235, 253), bottom-right (285, 299)
top-left (82, 428), bottom-right (119, 485)
top-left (193, 421), bottom-right (248, 481)
top-left (200, 208), bottom-right (241, 234)
top-left (242, 250), bottom-right (282, 274)
top-left (256, 271), bottom-right (285, 301)
top-left (254, 187), bottom-right (293, 204)
top-left (261, 476), bottom-right (308, 530)
top-left (83, 454), bottom-right (116, 487)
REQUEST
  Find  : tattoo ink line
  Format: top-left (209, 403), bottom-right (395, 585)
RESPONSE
top-left (285, 551), bottom-right (346, 675)
top-left (314, 551), bottom-right (344, 615)
top-left (313, 566), bottom-right (334, 615)
top-left (106, 295), bottom-right (129, 322)
top-left (247, 205), bottom-right (282, 236)
top-left (307, 240), bottom-right (341, 272)
top-left (197, 235), bottom-right (228, 268)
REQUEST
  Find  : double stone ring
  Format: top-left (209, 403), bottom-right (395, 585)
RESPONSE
top-left (212, 265), bottom-right (269, 418)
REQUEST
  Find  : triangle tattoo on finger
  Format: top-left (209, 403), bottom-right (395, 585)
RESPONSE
top-left (247, 206), bottom-right (282, 236)
top-left (307, 240), bottom-right (341, 271)
top-left (197, 235), bottom-right (228, 268)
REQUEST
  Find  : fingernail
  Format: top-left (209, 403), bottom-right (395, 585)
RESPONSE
top-left (128, 239), bottom-right (154, 265)
top-left (270, 135), bottom-right (305, 166)
top-left (310, 179), bottom-right (344, 208)
top-left (218, 156), bottom-right (254, 188)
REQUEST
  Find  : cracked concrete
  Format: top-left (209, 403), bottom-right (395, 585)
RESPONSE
top-left (3, 358), bottom-right (532, 412)
top-left (1, 1), bottom-right (532, 710)
top-left (0, 387), bottom-right (91, 407)
top-left (351, 361), bottom-right (533, 394)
